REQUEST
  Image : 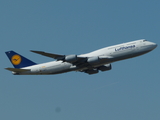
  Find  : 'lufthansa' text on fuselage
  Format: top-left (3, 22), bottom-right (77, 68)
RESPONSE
top-left (115, 45), bottom-right (135, 51)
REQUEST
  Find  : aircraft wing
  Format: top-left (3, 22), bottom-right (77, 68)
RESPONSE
top-left (5, 68), bottom-right (30, 72)
top-left (30, 50), bottom-right (112, 66)
top-left (31, 50), bottom-right (87, 65)
top-left (30, 50), bottom-right (65, 60)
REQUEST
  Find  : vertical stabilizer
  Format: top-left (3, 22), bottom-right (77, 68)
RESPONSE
top-left (5, 51), bottom-right (36, 68)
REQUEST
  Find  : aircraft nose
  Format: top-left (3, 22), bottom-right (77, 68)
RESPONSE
top-left (152, 42), bottom-right (157, 48)
top-left (150, 42), bottom-right (157, 49)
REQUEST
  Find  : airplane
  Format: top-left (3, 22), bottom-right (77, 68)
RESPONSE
top-left (5, 39), bottom-right (157, 75)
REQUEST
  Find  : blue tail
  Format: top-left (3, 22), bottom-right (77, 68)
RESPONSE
top-left (5, 51), bottom-right (36, 68)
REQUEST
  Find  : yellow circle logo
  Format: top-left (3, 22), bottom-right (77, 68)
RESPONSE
top-left (11, 55), bottom-right (22, 65)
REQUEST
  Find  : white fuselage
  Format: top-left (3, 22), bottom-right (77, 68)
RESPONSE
top-left (14, 39), bottom-right (157, 75)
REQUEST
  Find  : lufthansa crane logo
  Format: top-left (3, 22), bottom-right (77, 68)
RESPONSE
top-left (11, 55), bottom-right (22, 65)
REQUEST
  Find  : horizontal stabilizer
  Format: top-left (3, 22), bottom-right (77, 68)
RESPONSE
top-left (5, 68), bottom-right (30, 72)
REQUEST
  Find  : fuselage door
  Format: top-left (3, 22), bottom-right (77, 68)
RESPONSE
top-left (39, 66), bottom-right (46, 73)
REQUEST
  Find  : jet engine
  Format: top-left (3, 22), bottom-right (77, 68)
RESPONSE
top-left (85, 69), bottom-right (99, 75)
top-left (65, 55), bottom-right (77, 63)
top-left (98, 64), bottom-right (112, 71)
top-left (87, 57), bottom-right (100, 65)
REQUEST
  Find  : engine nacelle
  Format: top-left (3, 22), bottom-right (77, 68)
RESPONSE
top-left (98, 64), bottom-right (112, 71)
top-left (85, 69), bottom-right (99, 75)
top-left (87, 57), bottom-right (100, 65)
top-left (65, 55), bottom-right (77, 63)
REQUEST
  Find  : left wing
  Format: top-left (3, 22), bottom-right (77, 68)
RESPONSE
top-left (78, 64), bottom-right (112, 75)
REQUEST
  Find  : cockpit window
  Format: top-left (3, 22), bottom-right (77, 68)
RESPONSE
top-left (143, 40), bottom-right (147, 42)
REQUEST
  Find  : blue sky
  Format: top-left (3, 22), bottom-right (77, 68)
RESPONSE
top-left (1, 1), bottom-right (160, 120)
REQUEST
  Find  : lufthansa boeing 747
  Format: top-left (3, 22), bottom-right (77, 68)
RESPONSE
top-left (5, 39), bottom-right (157, 75)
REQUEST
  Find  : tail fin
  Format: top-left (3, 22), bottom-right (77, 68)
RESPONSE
top-left (5, 51), bottom-right (36, 68)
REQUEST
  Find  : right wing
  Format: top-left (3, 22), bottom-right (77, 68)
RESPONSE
top-left (30, 50), bottom-right (87, 65)
top-left (30, 50), bottom-right (113, 69)
top-left (30, 50), bottom-right (65, 60)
